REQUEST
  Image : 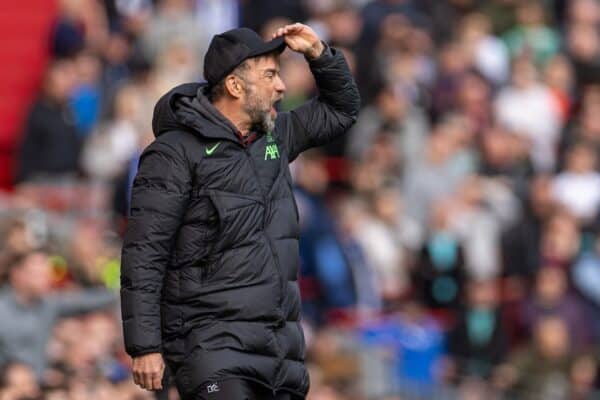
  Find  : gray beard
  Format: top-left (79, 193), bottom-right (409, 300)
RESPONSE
top-left (244, 88), bottom-right (275, 133)
top-left (247, 108), bottom-right (275, 133)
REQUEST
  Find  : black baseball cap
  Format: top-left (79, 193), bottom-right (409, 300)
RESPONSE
top-left (203, 27), bottom-right (287, 87)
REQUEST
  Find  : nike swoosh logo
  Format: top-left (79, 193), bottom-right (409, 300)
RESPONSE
top-left (205, 142), bottom-right (220, 155)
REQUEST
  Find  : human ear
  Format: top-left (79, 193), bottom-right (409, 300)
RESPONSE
top-left (225, 75), bottom-right (243, 99)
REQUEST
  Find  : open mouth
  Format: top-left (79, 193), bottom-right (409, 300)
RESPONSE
top-left (270, 99), bottom-right (282, 116)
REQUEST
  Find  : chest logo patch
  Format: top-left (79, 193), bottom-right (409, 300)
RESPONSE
top-left (264, 132), bottom-right (280, 160)
top-left (205, 142), bottom-right (220, 156)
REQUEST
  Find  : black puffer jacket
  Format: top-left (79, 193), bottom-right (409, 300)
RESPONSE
top-left (120, 46), bottom-right (359, 398)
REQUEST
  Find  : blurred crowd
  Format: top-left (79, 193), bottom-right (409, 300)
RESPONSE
top-left (4, 0), bottom-right (600, 399)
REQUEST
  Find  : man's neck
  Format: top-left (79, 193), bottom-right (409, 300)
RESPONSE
top-left (212, 99), bottom-right (252, 136)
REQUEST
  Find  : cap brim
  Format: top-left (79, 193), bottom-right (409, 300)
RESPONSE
top-left (248, 36), bottom-right (287, 58)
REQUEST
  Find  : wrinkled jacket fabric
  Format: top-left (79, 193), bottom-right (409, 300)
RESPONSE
top-left (120, 46), bottom-right (360, 398)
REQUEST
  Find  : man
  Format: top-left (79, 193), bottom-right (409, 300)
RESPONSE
top-left (120, 23), bottom-right (360, 399)
top-left (0, 250), bottom-right (117, 380)
top-left (17, 59), bottom-right (82, 183)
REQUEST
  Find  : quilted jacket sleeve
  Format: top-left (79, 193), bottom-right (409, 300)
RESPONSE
top-left (120, 136), bottom-right (191, 357)
top-left (278, 45), bottom-right (361, 162)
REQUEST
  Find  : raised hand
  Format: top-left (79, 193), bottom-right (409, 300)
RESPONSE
top-left (272, 23), bottom-right (325, 60)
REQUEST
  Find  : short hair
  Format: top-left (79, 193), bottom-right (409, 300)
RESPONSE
top-left (2, 251), bottom-right (29, 276)
top-left (2, 249), bottom-right (48, 278)
top-left (207, 59), bottom-right (251, 102)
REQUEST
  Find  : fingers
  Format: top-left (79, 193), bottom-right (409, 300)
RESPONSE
top-left (137, 368), bottom-right (163, 390)
top-left (272, 26), bottom-right (288, 38)
top-left (284, 23), bottom-right (304, 33)
top-left (143, 370), bottom-right (155, 391)
top-left (272, 23), bottom-right (304, 38)
top-left (133, 369), bottom-right (142, 387)
top-left (152, 371), bottom-right (164, 391)
top-left (132, 356), bottom-right (165, 391)
top-left (153, 362), bottom-right (165, 390)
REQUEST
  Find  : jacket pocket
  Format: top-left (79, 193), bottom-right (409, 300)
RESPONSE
top-left (173, 194), bottom-right (220, 268)
top-left (207, 190), bottom-right (265, 252)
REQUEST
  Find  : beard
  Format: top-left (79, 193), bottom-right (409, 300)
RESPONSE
top-left (243, 85), bottom-right (276, 133)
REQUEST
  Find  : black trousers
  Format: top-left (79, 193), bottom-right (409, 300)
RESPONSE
top-left (193, 379), bottom-right (300, 400)
top-left (155, 365), bottom-right (304, 400)
top-left (154, 365), bottom-right (171, 400)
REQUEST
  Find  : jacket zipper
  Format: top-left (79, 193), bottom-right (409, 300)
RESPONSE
top-left (244, 145), bottom-right (288, 387)
top-left (243, 147), bottom-right (286, 323)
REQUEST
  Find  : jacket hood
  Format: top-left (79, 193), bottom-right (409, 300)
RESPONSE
top-left (151, 82), bottom-right (241, 142)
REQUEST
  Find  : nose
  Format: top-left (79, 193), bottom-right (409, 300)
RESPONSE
top-left (274, 75), bottom-right (286, 95)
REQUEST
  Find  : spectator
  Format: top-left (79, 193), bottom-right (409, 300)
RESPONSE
top-left (521, 267), bottom-right (592, 351)
top-left (551, 142), bottom-right (600, 224)
top-left (335, 196), bottom-right (382, 318)
top-left (278, 52), bottom-right (315, 112)
top-left (502, 175), bottom-right (556, 277)
top-left (69, 51), bottom-right (104, 137)
top-left (499, 316), bottom-right (583, 400)
top-left (392, 300), bottom-right (445, 397)
top-left (455, 71), bottom-right (494, 136)
top-left (360, 300), bottom-right (445, 398)
top-left (430, 40), bottom-right (471, 120)
top-left (495, 56), bottom-right (562, 172)
top-left (0, 251), bottom-right (116, 380)
top-left (570, 233), bottom-right (600, 338)
top-left (82, 84), bottom-right (144, 180)
top-left (139, 0), bottom-right (210, 67)
top-left (295, 151), bottom-right (357, 325)
top-left (458, 13), bottom-right (510, 86)
top-left (0, 219), bottom-right (34, 282)
top-left (543, 54), bottom-right (575, 124)
top-left (346, 83), bottom-right (429, 168)
top-left (565, 0), bottom-right (600, 86)
top-left (479, 124), bottom-right (533, 189)
top-left (0, 362), bottom-right (40, 400)
top-left (568, 0), bottom-right (600, 27)
top-left (502, 0), bottom-right (561, 65)
top-left (539, 212), bottom-right (581, 270)
top-left (51, 0), bottom-right (86, 58)
top-left (559, 92), bottom-right (600, 169)
top-left (339, 192), bottom-right (405, 306)
top-left (451, 175), bottom-right (521, 280)
top-left (448, 279), bottom-right (508, 380)
top-left (16, 60), bottom-right (82, 183)
top-left (413, 200), bottom-right (467, 310)
top-left (402, 128), bottom-right (466, 224)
